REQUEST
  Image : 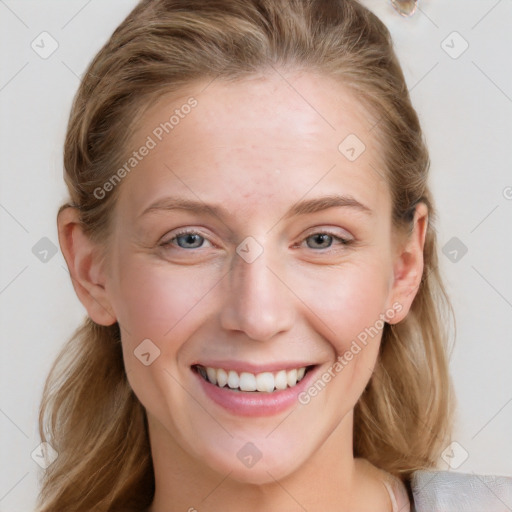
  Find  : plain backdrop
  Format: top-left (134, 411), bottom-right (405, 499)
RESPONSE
top-left (1, 1), bottom-right (511, 510)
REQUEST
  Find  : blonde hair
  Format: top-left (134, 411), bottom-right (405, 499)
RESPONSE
top-left (37, 0), bottom-right (455, 510)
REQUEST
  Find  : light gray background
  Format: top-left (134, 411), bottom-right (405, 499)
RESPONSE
top-left (1, 1), bottom-right (511, 510)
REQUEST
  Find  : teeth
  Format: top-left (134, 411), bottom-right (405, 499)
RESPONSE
top-left (197, 365), bottom-right (309, 392)
top-left (227, 370), bottom-right (239, 389)
top-left (256, 372), bottom-right (274, 393)
top-left (217, 368), bottom-right (228, 388)
top-left (274, 370), bottom-right (288, 390)
top-left (287, 368), bottom-right (297, 387)
top-left (206, 367), bottom-right (217, 385)
top-left (239, 372), bottom-right (257, 392)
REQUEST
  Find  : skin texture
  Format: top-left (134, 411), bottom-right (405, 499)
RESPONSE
top-left (58, 69), bottom-right (426, 511)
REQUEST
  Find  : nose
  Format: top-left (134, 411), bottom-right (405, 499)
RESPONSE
top-left (219, 245), bottom-right (296, 342)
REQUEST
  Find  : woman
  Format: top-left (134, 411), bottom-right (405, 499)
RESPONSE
top-left (37, 0), bottom-right (455, 510)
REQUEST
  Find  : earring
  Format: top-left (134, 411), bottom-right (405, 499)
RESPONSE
top-left (390, 0), bottom-right (419, 17)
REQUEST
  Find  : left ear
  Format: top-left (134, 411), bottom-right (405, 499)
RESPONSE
top-left (385, 202), bottom-right (429, 324)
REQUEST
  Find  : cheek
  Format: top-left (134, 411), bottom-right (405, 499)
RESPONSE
top-left (296, 258), bottom-right (392, 354)
top-left (293, 260), bottom-right (393, 415)
top-left (111, 256), bottom-right (224, 418)
top-left (110, 255), bottom-right (222, 344)
top-left (108, 253), bottom-right (225, 410)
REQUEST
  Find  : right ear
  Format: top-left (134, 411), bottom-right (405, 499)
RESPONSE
top-left (57, 206), bottom-right (117, 326)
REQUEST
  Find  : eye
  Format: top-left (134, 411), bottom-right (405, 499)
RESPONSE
top-left (302, 231), bottom-right (352, 250)
top-left (160, 229), bottom-right (212, 250)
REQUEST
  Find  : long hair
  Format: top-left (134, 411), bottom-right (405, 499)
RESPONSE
top-left (37, 1), bottom-right (455, 510)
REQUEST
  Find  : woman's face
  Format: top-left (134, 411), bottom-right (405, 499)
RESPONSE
top-left (102, 71), bottom-right (410, 483)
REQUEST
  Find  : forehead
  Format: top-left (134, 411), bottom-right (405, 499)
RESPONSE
top-left (118, 70), bottom-right (390, 222)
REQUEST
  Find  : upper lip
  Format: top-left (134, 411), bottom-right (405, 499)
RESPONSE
top-left (192, 360), bottom-right (316, 373)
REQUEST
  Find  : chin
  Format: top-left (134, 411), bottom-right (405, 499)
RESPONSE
top-left (197, 436), bottom-right (308, 485)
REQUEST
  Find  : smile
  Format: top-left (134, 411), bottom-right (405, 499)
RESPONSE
top-left (194, 364), bottom-right (309, 392)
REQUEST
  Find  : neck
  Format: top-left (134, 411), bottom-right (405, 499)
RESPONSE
top-left (147, 411), bottom-right (361, 512)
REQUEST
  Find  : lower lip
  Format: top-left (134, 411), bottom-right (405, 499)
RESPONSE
top-left (194, 367), bottom-right (318, 417)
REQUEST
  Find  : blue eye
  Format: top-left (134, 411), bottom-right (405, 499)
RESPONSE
top-left (303, 232), bottom-right (351, 250)
top-left (163, 231), bottom-right (208, 249)
top-left (176, 233), bottom-right (204, 249)
top-left (160, 230), bottom-right (351, 252)
top-left (306, 233), bottom-right (333, 249)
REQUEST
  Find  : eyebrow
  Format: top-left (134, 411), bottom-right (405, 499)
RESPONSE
top-left (139, 194), bottom-right (372, 220)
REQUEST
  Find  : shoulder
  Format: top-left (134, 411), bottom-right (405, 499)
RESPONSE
top-left (411, 469), bottom-right (512, 511)
top-left (381, 471), bottom-right (411, 512)
top-left (355, 458), bottom-right (411, 512)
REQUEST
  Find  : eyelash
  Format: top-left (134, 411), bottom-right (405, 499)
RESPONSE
top-left (299, 231), bottom-right (353, 250)
top-left (160, 229), bottom-right (212, 250)
top-left (160, 229), bottom-right (353, 252)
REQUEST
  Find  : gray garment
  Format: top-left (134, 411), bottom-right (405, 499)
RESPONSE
top-left (411, 470), bottom-right (512, 512)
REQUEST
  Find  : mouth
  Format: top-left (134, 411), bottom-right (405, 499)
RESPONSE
top-left (192, 364), bottom-right (313, 393)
